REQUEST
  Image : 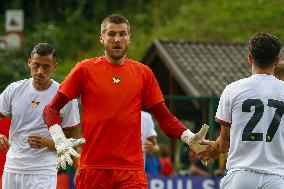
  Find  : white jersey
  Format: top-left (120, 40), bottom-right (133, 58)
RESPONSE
top-left (0, 78), bottom-right (80, 175)
top-left (141, 111), bottom-right (157, 161)
top-left (216, 74), bottom-right (284, 176)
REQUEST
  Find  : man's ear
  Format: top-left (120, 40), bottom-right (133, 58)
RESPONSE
top-left (128, 34), bottom-right (131, 44)
top-left (27, 58), bottom-right (32, 67)
top-left (100, 34), bottom-right (104, 44)
top-left (275, 56), bottom-right (280, 67)
top-left (53, 63), bottom-right (58, 70)
top-left (247, 54), bottom-right (253, 65)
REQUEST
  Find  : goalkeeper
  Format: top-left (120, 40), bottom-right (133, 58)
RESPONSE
top-left (43, 14), bottom-right (210, 189)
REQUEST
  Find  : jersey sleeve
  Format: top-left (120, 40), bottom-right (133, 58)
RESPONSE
top-left (0, 83), bottom-right (14, 115)
top-left (142, 67), bottom-right (164, 109)
top-left (60, 98), bottom-right (80, 129)
top-left (215, 86), bottom-right (232, 126)
top-left (59, 62), bottom-right (85, 100)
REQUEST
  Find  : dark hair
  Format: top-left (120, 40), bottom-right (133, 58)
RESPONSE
top-left (101, 14), bottom-right (130, 33)
top-left (31, 43), bottom-right (56, 62)
top-left (248, 32), bottom-right (281, 69)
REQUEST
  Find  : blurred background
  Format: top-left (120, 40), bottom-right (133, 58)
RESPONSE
top-left (0, 0), bottom-right (284, 189)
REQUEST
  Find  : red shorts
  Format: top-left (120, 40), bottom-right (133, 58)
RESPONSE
top-left (76, 169), bottom-right (148, 189)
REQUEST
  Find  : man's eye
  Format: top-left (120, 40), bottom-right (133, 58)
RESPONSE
top-left (120, 33), bottom-right (127, 37)
top-left (33, 63), bottom-right (39, 68)
top-left (108, 32), bottom-right (115, 37)
top-left (44, 65), bottom-right (50, 70)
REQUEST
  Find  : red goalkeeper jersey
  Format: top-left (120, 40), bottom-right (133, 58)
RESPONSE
top-left (0, 118), bottom-right (11, 175)
top-left (59, 57), bottom-right (164, 170)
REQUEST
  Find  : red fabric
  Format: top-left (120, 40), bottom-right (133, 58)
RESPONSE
top-left (160, 157), bottom-right (174, 176)
top-left (58, 57), bottom-right (164, 170)
top-left (57, 173), bottom-right (69, 189)
top-left (149, 102), bottom-right (187, 139)
top-left (0, 118), bottom-right (11, 175)
top-left (43, 92), bottom-right (69, 128)
top-left (76, 169), bottom-right (148, 189)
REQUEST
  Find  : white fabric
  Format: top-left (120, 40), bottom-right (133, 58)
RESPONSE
top-left (141, 111), bottom-right (157, 163)
top-left (2, 171), bottom-right (57, 189)
top-left (0, 78), bottom-right (80, 175)
top-left (220, 169), bottom-right (284, 189)
top-left (181, 129), bottom-right (195, 144)
top-left (49, 124), bottom-right (85, 169)
top-left (216, 74), bottom-right (284, 176)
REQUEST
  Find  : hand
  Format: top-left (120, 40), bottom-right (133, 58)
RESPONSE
top-left (49, 124), bottom-right (86, 169)
top-left (214, 136), bottom-right (230, 153)
top-left (0, 134), bottom-right (9, 152)
top-left (27, 134), bottom-right (55, 150)
top-left (143, 139), bottom-right (159, 154)
top-left (182, 124), bottom-right (209, 153)
top-left (198, 140), bottom-right (219, 165)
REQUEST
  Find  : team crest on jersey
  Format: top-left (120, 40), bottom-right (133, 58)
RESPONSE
top-left (31, 101), bottom-right (40, 109)
top-left (112, 77), bottom-right (121, 84)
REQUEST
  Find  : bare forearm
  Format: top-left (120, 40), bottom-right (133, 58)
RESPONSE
top-left (215, 125), bottom-right (230, 153)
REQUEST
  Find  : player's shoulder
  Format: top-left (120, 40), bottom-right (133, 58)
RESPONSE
top-left (226, 77), bottom-right (251, 89)
top-left (50, 79), bottom-right (60, 89)
top-left (7, 78), bottom-right (31, 90)
top-left (127, 58), bottom-right (150, 69)
top-left (1, 78), bottom-right (31, 96)
top-left (77, 57), bottom-right (102, 67)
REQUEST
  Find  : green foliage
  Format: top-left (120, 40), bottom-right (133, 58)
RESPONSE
top-left (0, 49), bottom-right (29, 92)
top-left (1, 0), bottom-right (284, 84)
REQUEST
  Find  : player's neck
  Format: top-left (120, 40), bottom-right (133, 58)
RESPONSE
top-left (251, 65), bottom-right (275, 75)
top-left (252, 69), bottom-right (274, 75)
top-left (104, 54), bottom-right (126, 65)
top-left (32, 79), bottom-right (53, 91)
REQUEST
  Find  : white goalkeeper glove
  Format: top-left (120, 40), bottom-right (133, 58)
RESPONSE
top-left (181, 124), bottom-right (209, 153)
top-left (49, 124), bottom-right (86, 169)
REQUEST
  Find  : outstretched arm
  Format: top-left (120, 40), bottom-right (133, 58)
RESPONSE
top-left (149, 102), bottom-right (209, 153)
top-left (198, 124), bottom-right (230, 164)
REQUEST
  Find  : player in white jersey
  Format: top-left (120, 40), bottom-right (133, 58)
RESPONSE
top-left (199, 33), bottom-right (284, 189)
top-left (141, 111), bottom-right (160, 162)
top-left (0, 43), bottom-right (81, 189)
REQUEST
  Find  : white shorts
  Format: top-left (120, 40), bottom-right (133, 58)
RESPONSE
top-left (221, 169), bottom-right (284, 189)
top-left (2, 172), bottom-right (57, 189)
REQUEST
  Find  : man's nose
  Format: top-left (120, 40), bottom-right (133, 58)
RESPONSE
top-left (114, 35), bottom-right (121, 41)
top-left (36, 66), bottom-right (45, 74)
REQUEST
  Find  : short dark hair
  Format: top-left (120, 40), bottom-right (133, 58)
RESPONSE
top-left (248, 32), bottom-right (281, 69)
top-left (31, 43), bottom-right (56, 62)
top-left (101, 14), bottom-right (130, 33)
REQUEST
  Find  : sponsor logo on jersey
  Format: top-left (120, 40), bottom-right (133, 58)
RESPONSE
top-left (31, 101), bottom-right (40, 109)
top-left (113, 77), bottom-right (121, 84)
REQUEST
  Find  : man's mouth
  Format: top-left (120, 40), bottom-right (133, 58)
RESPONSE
top-left (34, 76), bottom-right (44, 81)
top-left (113, 45), bottom-right (122, 49)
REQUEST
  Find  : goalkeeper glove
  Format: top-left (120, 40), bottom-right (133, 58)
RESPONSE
top-left (49, 124), bottom-right (86, 169)
top-left (181, 124), bottom-right (209, 153)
